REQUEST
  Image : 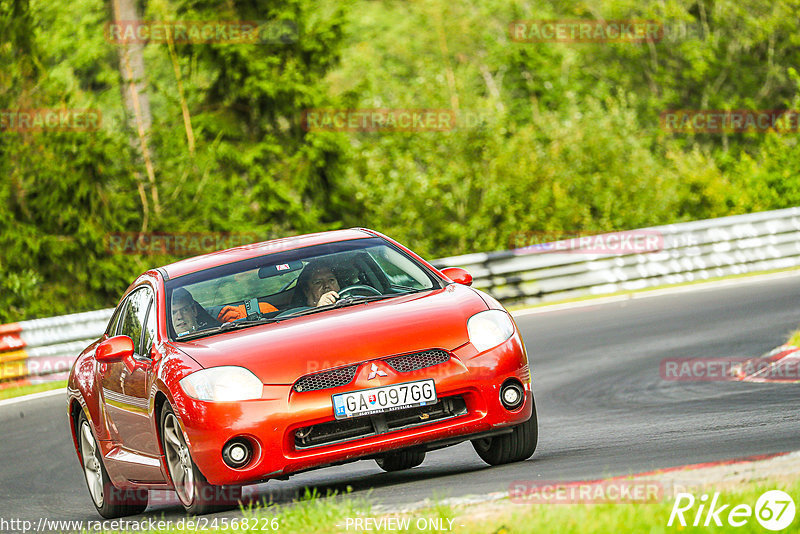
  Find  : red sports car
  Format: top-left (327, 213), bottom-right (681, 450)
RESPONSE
top-left (67, 229), bottom-right (537, 517)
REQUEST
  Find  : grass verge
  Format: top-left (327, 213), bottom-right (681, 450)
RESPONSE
top-left (83, 477), bottom-right (800, 533)
top-left (0, 380), bottom-right (66, 400)
top-left (786, 329), bottom-right (800, 347)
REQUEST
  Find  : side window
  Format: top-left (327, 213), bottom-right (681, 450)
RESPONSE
top-left (106, 302), bottom-right (126, 337)
top-left (367, 247), bottom-right (429, 289)
top-left (119, 286), bottom-right (153, 357)
top-left (141, 301), bottom-right (156, 358)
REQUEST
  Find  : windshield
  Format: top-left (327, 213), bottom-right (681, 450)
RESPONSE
top-left (164, 237), bottom-right (441, 341)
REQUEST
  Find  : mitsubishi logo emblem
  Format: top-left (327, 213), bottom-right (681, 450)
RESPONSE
top-left (367, 363), bottom-right (388, 380)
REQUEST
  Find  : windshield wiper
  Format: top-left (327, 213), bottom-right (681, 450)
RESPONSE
top-left (175, 316), bottom-right (281, 341)
top-left (334, 294), bottom-right (396, 307)
top-left (390, 283), bottom-right (421, 291)
top-left (282, 294), bottom-right (398, 319)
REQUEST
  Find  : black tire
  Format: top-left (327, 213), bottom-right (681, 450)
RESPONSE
top-left (375, 449), bottom-right (426, 472)
top-left (160, 404), bottom-right (242, 515)
top-left (76, 412), bottom-right (148, 518)
top-left (472, 408), bottom-right (538, 466)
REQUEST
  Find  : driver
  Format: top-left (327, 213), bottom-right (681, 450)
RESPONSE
top-left (171, 288), bottom-right (220, 336)
top-left (296, 260), bottom-right (341, 307)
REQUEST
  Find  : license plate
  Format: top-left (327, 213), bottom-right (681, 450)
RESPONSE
top-left (332, 379), bottom-right (437, 419)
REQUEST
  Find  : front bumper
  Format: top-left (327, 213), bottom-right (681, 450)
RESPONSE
top-left (175, 333), bottom-right (532, 485)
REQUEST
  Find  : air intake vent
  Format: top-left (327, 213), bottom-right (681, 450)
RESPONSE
top-left (384, 349), bottom-right (450, 373)
top-left (294, 365), bottom-right (358, 392)
top-left (294, 395), bottom-right (468, 449)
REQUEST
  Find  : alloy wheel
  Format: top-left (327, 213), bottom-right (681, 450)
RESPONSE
top-left (80, 421), bottom-right (104, 508)
top-left (163, 413), bottom-right (195, 506)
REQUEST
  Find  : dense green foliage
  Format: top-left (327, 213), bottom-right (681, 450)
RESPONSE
top-left (1, 0), bottom-right (799, 321)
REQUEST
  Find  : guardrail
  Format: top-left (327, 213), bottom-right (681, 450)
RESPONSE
top-left (0, 309), bottom-right (112, 385)
top-left (2, 207), bottom-right (800, 385)
top-left (430, 206), bottom-right (800, 306)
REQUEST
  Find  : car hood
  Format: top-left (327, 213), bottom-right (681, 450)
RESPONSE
top-left (171, 284), bottom-right (488, 384)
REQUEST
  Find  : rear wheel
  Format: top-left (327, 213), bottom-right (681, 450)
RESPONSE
top-left (77, 412), bottom-right (148, 518)
top-left (472, 408), bottom-right (538, 466)
top-left (160, 404), bottom-right (241, 515)
top-left (375, 449), bottom-right (426, 472)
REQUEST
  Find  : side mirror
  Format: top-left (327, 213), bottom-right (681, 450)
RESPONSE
top-left (441, 267), bottom-right (473, 286)
top-left (96, 335), bottom-right (134, 362)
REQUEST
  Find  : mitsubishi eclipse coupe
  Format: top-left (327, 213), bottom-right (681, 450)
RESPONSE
top-left (67, 228), bottom-right (537, 517)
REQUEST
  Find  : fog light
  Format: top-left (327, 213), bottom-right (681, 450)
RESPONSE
top-left (500, 380), bottom-right (524, 410)
top-left (230, 445), bottom-right (246, 462)
top-left (222, 439), bottom-right (252, 468)
top-left (503, 387), bottom-right (520, 405)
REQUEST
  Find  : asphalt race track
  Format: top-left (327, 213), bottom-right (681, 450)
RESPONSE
top-left (3, 274), bottom-right (800, 523)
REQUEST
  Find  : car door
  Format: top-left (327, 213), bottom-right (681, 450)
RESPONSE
top-left (100, 285), bottom-right (160, 456)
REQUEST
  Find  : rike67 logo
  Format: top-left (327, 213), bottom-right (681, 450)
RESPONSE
top-left (668, 490), bottom-right (795, 531)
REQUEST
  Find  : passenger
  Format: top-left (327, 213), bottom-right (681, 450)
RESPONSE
top-left (171, 288), bottom-right (220, 336)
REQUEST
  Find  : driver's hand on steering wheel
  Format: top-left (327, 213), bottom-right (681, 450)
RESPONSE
top-left (316, 291), bottom-right (339, 307)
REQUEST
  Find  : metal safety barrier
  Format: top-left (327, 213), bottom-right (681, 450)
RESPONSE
top-left (2, 207), bottom-right (800, 384)
top-left (430, 206), bottom-right (800, 306)
top-left (0, 309), bottom-right (112, 384)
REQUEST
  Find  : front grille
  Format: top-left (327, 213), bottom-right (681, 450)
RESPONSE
top-left (293, 365), bottom-right (358, 393)
top-left (294, 395), bottom-right (468, 449)
top-left (384, 349), bottom-right (450, 373)
top-left (293, 349), bottom-right (450, 393)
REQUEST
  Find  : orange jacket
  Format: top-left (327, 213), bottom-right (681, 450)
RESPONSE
top-left (217, 302), bottom-right (278, 322)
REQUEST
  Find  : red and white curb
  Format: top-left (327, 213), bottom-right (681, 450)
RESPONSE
top-left (735, 344), bottom-right (800, 383)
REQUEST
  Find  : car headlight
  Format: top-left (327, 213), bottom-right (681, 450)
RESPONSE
top-left (179, 366), bottom-right (263, 402)
top-left (467, 310), bottom-right (515, 352)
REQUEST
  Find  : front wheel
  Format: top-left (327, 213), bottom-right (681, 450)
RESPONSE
top-left (472, 408), bottom-right (538, 466)
top-left (77, 412), bottom-right (148, 518)
top-left (160, 404), bottom-right (241, 515)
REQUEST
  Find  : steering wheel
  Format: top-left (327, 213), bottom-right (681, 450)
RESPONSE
top-left (338, 284), bottom-right (382, 298)
top-left (275, 285), bottom-right (381, 318)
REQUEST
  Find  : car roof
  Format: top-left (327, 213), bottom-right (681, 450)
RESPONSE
top-left (160, 228), bottom-right (376, 279)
